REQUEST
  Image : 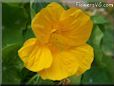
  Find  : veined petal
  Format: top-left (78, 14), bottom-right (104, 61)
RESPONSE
top-left (46, 2), bottom-right (65, 21)
top-left (39, 50), bottom-right (79, 80)
top-left (32, 2), bottom-right (64, 40)
top-left (39, 44), bottom-right (93, 80)
top-left (18, 38), bottom-right (37, 61)
top-left (71, 44), bottom-right (94, 75)
top-left (60, 8), bottom-right (93, 46)
top-left (18, 38), bottom-right (53, 72)
top-left (23, 38), bottom-right (37, 47)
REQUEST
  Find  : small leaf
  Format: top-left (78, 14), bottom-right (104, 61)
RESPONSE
top-left (82, 65), bottom-right (113, 84)
top-left (88, 25), bottom-right (104, 64)
top-left (69, 75), bottom-right (82, 85)
top-left (30, 0), bottom-right (48, 19)
top-left (26, 74), bottom-right (39, 85)
top-left (101, 24), bottom-right (114, 56)
top-left (37, 77), bottom-right (54, 85)
top-left (91, 15), bottom-right (108, 24)
top-left (2, 3), bottom-right (28, 47)
top-left (2, 44), bottom-right (23, 84)
top-left (23, 26), bottom-right (35, 41)
top-left (101, 55), bottom-right (114, 82)
top-left (20, 67), bottom-right (36, 84)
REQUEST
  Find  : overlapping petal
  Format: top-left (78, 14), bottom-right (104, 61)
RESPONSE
top-left (32, 2), bottom-right (64, 43)
top-left (71, 44), bottom-right (94, 75)
top-left (58, 8), bottom-right (93, 46)
top-left (18, 38), bottom-right (53, 72)
top-left (39, 44), bottom-right (93, 80)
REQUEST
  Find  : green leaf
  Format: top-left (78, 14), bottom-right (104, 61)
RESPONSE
top-left (30, 0), bottom-right (48, 19)
top-left (90, 25), bottom-right (104, 46)
top-left (88, 25), bottom-right (104, 64)
top-left (81, 65), bottom-right (113, 84)
top-left (2, 3), bottom-right (28, 47)
top-left (83, 23), bottom-right (114, 84)
top-left (26, 74), bottom-right (39, 85)
top-left (101, 24), bottom-right (114, 56)
top-left (101, 55), bottom-right (114, 82)
top-left (37, 77), bottom-right (54, 85)
top-left (20, 67), bottom-right (36, 84)
top-left (82, 54), bottom-right (114, 84)
top-left (91, 15), bottom-right (108, 24)
top-left (23, 26), bottom-right (35, 41)
top-left (2, 44), bottom-right (23, 84)
top-left (2, 3), bottom-right (27, 27)
top-left (69, 75), bottom-right (82, 85)
top-left (3, 28), bottom-right (24, 47)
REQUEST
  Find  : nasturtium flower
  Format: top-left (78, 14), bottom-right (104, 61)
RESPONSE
top-left (18, 2), bottom-right (94, 80)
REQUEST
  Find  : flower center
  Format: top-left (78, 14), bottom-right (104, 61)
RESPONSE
top-left (51, 23), bottom-right (65, 34)
top-left (51, 24), bottom-right (60, 33)
top-left (51, 28), bottom-right (57, 33)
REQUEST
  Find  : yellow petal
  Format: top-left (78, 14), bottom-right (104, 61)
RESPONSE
top-left (23, 38), bottom-right (37, 47)
top-left (18, 38), bottom-right (53, 72)
top-left (71, 44), bottom-right (94, 75)
top-left (39, 44), bottom-right (93, 80)
top-left (60, 8), bottom-right (93, 46)
top-left (39, 50), bottom-right (79, 80)
top-left (32, 2), bottom-right (64, 42)
top-left (18, 38), bottom-right (37, 61)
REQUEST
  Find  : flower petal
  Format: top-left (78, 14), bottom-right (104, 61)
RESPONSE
top-left (71, 44), bottom-right (94, 75)
top-left (23, 38), bottom-right (37, 47)
top-left (18, 38), bottom-right (53, 72)
top-left (39, 52), bottom-right (79, 80)
top-left (39, 44), bottom-right (93, 80)
top-left (18, 38), bottom-right (37, 61)
top-left (60, 8), bottom-right (93, 46)
top-left (32, 2), bottom-right (64, 41)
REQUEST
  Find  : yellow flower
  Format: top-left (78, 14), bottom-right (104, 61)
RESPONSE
top-left (18, 2), bottom-right (94, 80)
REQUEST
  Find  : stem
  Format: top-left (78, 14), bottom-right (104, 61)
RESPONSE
top-left (26, 74), bottom-right (39, 85)
top-left (34, 75), bottom-right (40, 84)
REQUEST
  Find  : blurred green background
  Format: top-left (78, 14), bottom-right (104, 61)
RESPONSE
top-left (2, 0), bottom-right (114, 85)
